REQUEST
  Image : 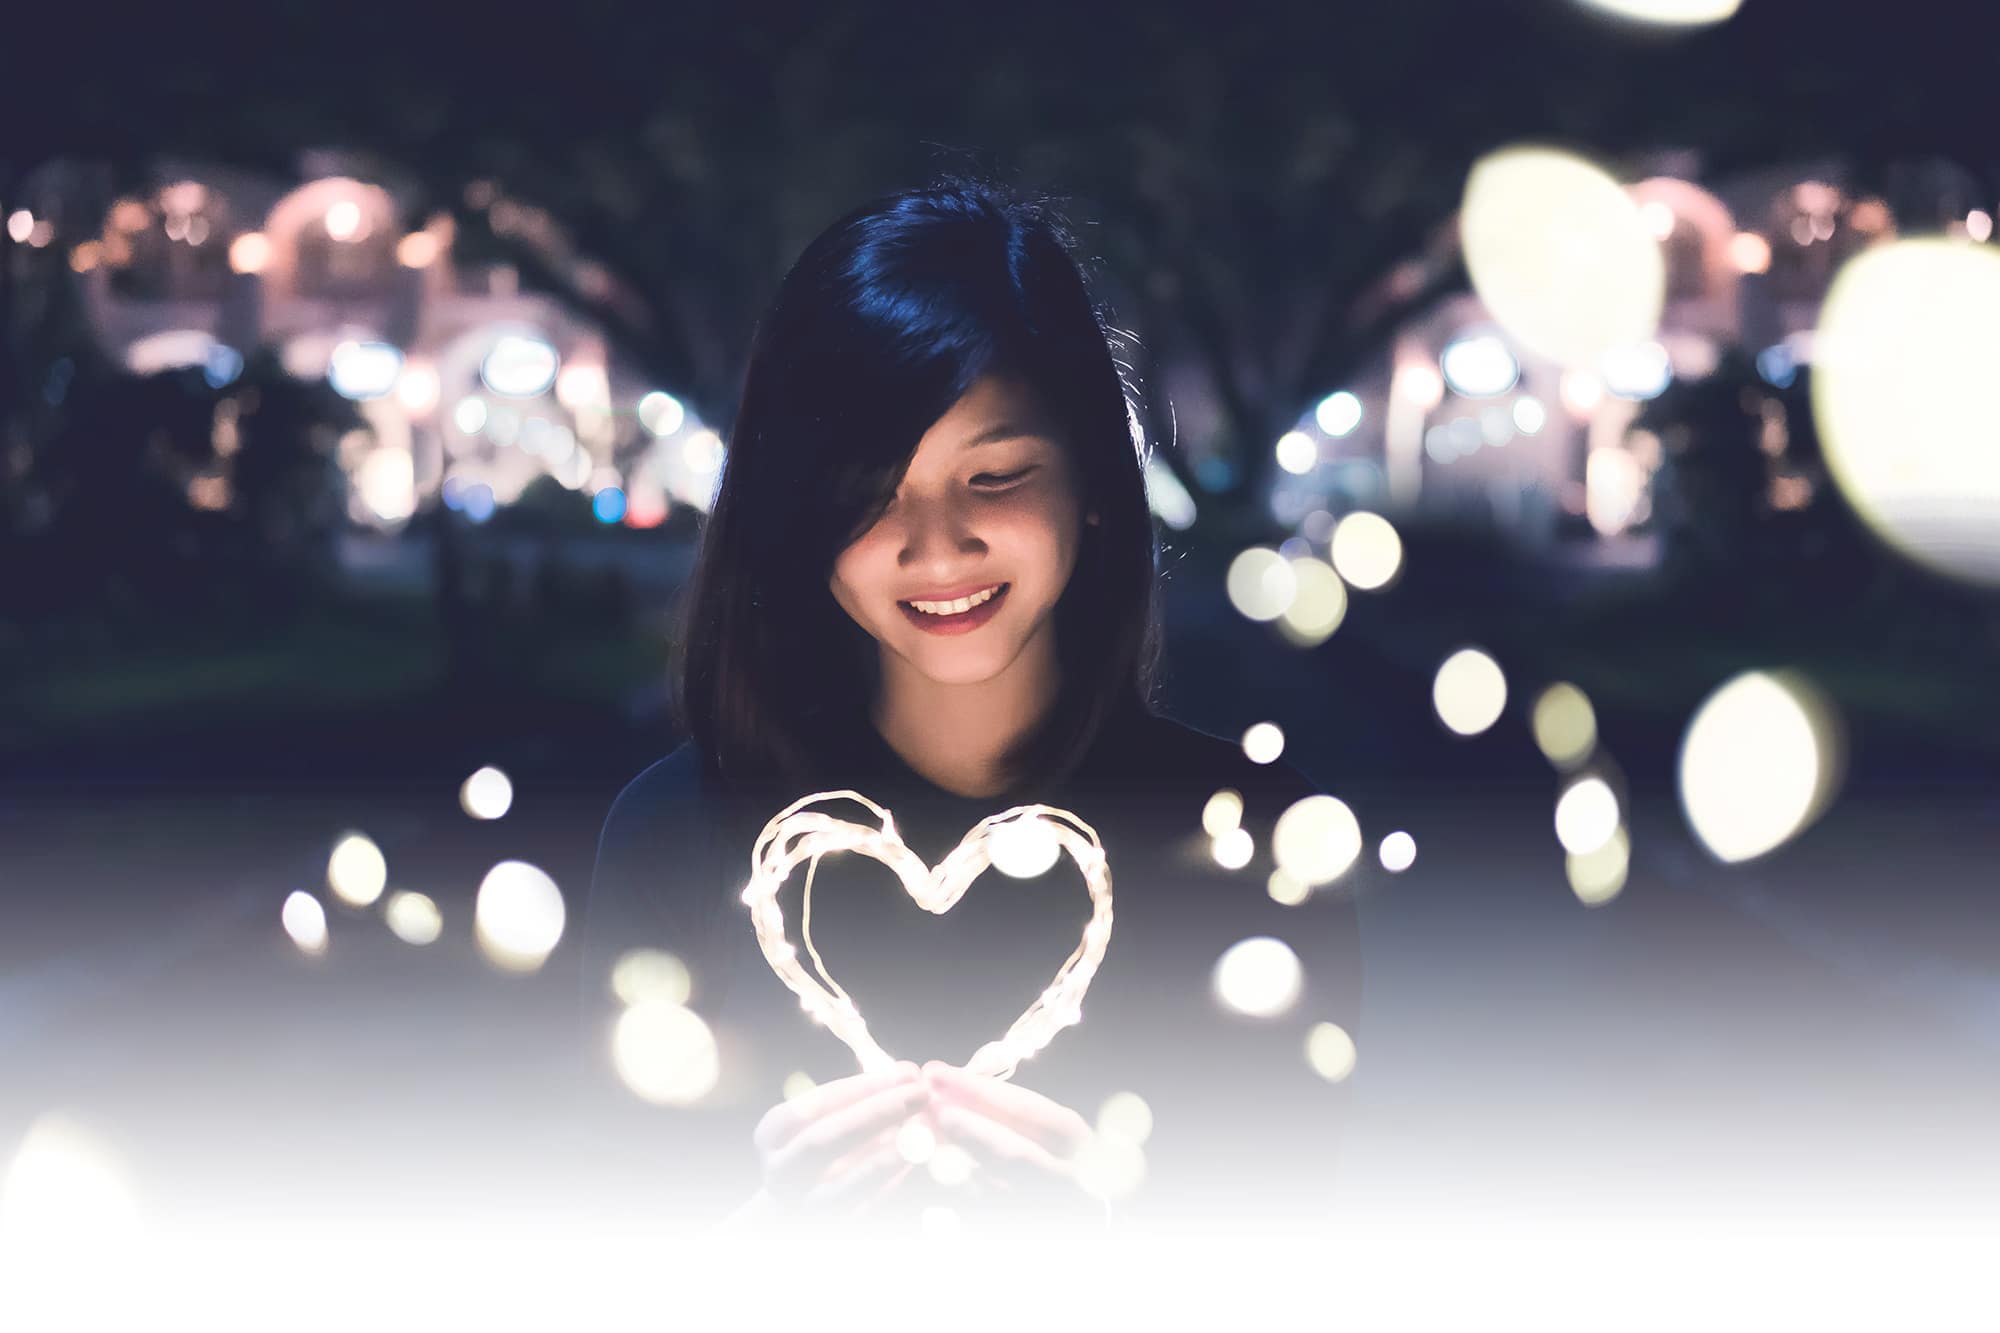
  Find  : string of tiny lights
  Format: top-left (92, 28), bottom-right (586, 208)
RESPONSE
top-left (741, 789), bottom-right (1113, 1080)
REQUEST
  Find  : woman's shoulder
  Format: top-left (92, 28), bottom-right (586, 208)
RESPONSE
top-left (598, 740), bottom-right (720, 848)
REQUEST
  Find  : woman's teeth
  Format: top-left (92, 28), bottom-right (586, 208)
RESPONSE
top-left (905, 584), bottom-right (1003, 616)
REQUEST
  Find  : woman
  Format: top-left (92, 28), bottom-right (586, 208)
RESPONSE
top-left (579, 176), bottom-right (1364, 1235)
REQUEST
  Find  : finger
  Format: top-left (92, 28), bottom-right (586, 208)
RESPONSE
top-left (755, 1063), bottom-right (918, 1155)
top-left (934, 1103), bottom-right (1072, 1181)
top-left (768, 1080), bottom-right (931, 1178)
top-left (804, 1133), bottom-right (908, 1209)
top-left (923, 1064), bottom-right (1092, 1154)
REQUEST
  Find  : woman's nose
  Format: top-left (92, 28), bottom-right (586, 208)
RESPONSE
top-left (894, 493), bottom-right (984, 560)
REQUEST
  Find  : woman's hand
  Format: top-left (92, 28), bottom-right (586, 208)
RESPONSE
top-left (921, 1061), bottom-right (1109, 1224)
top-left (750, 1062), bottom-right (934, 1218)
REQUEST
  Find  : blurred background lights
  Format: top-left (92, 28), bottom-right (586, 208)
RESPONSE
top-left (6, 209), bottom-right (34, 243)
top-left (459, 765), bottom-right (514, 820)
top-left (612, 948), bottom-right (692, 1008)
top-left (227, 231), bottom-right (270, 274)
top-left (1554, 776), bottom-right (1621, 856)
top-left (1212, 936), bottom-right (1304, 1017)
top-left (1460, 146), bottom-right (1665, 369)
top-left (1210, 826), bottom-right (1254, 870)
top-left (326, 832), bottom-right (387, 908)
top-left (1532, 683), bottom-right (1598, 767)
top-left (281, 890), bottom-right (328, 955)
top-left (1729, 230), bottom-right (1772, 273)
top-left (323, 198), bottom-right (363, 241)
top-left (1226, 546), bottom-right (1297, 621)
top-left (681, 429), bottom-right (726, 476)
top-left (1328, 512), bottom-right (1402, 590)
top-left (1811, 238), bottom-right (2000, 586)
top-left (638, 390), bottom-right (686, 437)
top-left (0, 1114), bottom-right (143, 1255)
top-left (395, 231), bottom-right (440, 268)
top-left (989, 814), bottom-right (1062, 879)
top-left (1305, 1022), bottom-right (1358, 1082)
top-left (395, 362), bottom-right (440, 415)
top-left (1574, 0), bottom-right (1742, 25)
top-left (1073, 1134), bottom-right (1148, 1202)
top-left (1276, 556), bottom-right (1347, 645)
top-left (1272, 794), bottom-right (1362, 887)
top-left (781, 1071), bottom-right (817, 1103)
top-left (1201, 788), bottom-right (1243, 838)
top-left (1567, 825), bottom-right (1630, 905)
top-left (327, 340), bottom-right (403, 401)
top-left (1378, 831), bottom-right (1417, 873)
top-left (383, 891), bottom-right (442, 946)
top-left (1432, 648), bottom-right (1508, 736)
top-left (1512, 396), bottom-right (1548, 435)
top-left (1679, 671), bottom-right (1844, 863)
top-left (592, 487), bottom-right (628, 524)
top-left (1275, 430), bottom-right (1318, 475)
top-left (611, 1000), bottom-right (719, 1106)
top-left (479, 333), bottom-right (560, 398)
top-left (1600, 340), bottom-right (1674, 400)
top-left (1315, 390), bottom-right (1363, 437)
top-left (355, 447), bottom-right (416, 524)
top-left (452, 396), bottom-right (489, 435)
top-left (1439, 331), bottom-right (1520, 398)
top-left (1266, 868), bottom-right (1310, 906)
top-left (1241, 721), bottom-right (1285, 764)
top-left (474, 860), bottom-right (567, 972)
top-left (1096, 1091), bottom-right (1154, 1146)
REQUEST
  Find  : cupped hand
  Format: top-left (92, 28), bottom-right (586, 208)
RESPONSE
top-left (921, 1061), bottom-right (1109, 1223)
top-left (750, 1062), bottom-right (934, 1217)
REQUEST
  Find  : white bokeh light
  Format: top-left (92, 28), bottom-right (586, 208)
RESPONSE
top-left (281, 890), bottom-right (328, 955)
top-left (1679, 671), bottom-right (1842, 863)
top-left (1212, 936), bottom-right (1304, 1018)
top-left (326, 832), bottom-right (387, 908)
top-left (1241, 722), bottom-right (1285, 765)
top-left (1306, 1022), bottom-right (1358, 1082)
top-left (459, 766), bottom-right (515, 820)
top-left (1272, 795), bottom-right (1363, 888)
top-left (1328, 512), bottom-right (1403, 590)
top-left (989, 814), bottom-right (1063, 879)
top-left (1315, 390), bottom-right (1363, 437)
top-left (1226, 547), bottom-right (1297, 621)
top-left (383, 891), bottom-right (442, 946)
top-left (474, 860), bottom-right (567, 972)
top-left (1433, 648), bottom-right (1509, 737)
top-left (1378, 831), bottom-right (1417, 873)
top-left (612, 1001), bottom-right (720, 1106)
top-left (1554, 777), bottom-right (1621, 856)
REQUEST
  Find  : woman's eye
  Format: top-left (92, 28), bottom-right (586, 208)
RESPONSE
top-left (973, 468), bottom-right (1035, 488)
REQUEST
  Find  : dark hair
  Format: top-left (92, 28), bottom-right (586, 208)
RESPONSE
top-left (670, 175), bottom-right (1164, 793)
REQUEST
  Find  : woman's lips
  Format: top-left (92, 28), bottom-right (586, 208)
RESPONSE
top-left (898, 583), bottom-right (1009, 635)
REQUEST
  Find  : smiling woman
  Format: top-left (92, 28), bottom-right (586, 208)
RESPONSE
top-left (574, 176), bottom-right (1364, 1237)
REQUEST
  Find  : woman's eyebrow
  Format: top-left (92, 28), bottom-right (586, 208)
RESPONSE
top-left (960, 423), bottom-right (1046, 449)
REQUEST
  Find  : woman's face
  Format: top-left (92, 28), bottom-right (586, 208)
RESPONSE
top-left (829, 374), bottom-right (1090, 690)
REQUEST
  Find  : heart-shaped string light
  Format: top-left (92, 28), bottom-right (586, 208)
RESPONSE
top-left (740, 790), bottom-right (1113, 1081)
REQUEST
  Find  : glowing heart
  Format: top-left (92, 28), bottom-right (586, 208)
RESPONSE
top-left (740, 790), bottom-right (1113, 1081)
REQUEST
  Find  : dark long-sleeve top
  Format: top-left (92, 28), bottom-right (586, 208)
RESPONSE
top-left (577, 704), bottom-right (1366, 1227)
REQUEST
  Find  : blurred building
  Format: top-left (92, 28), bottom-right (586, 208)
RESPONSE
top-left (52, 154), bottom-right (720, 535)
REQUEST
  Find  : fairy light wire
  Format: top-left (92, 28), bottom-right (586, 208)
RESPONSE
top-left (741, 789), bottom-right (1113, 1081)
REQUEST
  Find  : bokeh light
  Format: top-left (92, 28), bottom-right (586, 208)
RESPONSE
top-left (1679, 671), bottom-right (1844, 863)
top-left (612, 949), bottom-right (692, 1007)
top-left (1574, 0), bottom-right (1741, 25)
top-left (1305, 1022), bottom-right (1358, 1082)
top-left (1812, 238), bottom-right (2000, 586)
top-left (1276, 556), bottom-right (1348, 646)
top-left (383, 891), bottom-right (442, 946)
top-left (1267, 868), bottom-right (1310, 906)
top-left (1328, 512), bottom-right (1403, 590)
top-left (895, 1117), bottom-right (937, 1165)
top-left (1210, 826), bottom-right (1254, 870)
top-left (1275, 430), bottom-right (1318, 475)
top-left (1554, 776), bottom-right (1621, 855)
top-left (480, 333), bottom-right (560, 398)
top-left (989, 814), bottom-right (1062, 879)
top-left (1532, 682), bottom-right (1598, 767)
top-left (459, 766), bottom-right (514, 820)
top-left (1315, 391), bottom-right (1363, 437)
top-left (1212, 936), bottom-right (1304, 1017)
top-left (1272, 794), bottom-right (1362, 888)
top-left (1567, 825), bottom-right (1631, 905)
top-left (1432, 648), bottom-right (1508, 737)
top-left (326, 832), bottom-right (387, 908)
top-left (1378, 831), bottom-right (1417, 873)
top-left (1073, 1135), bottom-right (1148, 1202)
top-left (1226, 547), bottom-right (1297, 621)
top-left (474, 860), bottom-right (567, 972)
top-left (638, 390), bottom-right (686, 437)
top-left (1201, 788), bottom-right (1244, 838)
top-left (1096, 1091), bottom-right (1154, 1146)
top-left (1460, 146), bottom-right (1665, 369)
top-left (281, 890), bottom-right (328, 955)
top-left (1241, 721), bottom-right (1285, 765)
top-left (611, 1000), bottom-right (719, 1106)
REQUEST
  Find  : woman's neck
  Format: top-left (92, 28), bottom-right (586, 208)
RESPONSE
top-left (870, 635), bottom-right (1059, 800)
